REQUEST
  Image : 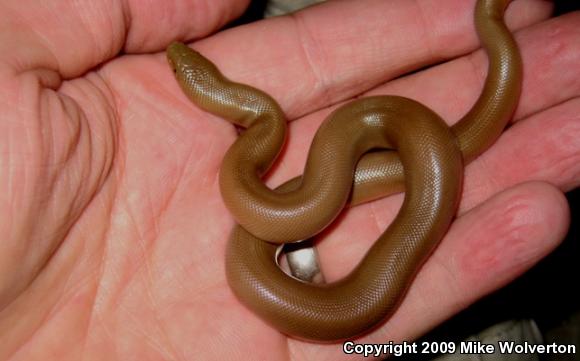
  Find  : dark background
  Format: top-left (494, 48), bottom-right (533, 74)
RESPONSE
top-left (555, 0), bottom-right (580, 14)
top-left (233, 1), bottom-right (580, 359)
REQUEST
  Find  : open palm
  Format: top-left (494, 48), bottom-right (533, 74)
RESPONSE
top-left (1, 0), bottom-right (578, 360)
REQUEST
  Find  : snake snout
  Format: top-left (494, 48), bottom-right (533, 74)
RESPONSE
top-left (166, 42), bottom-right (188, 74)
top-left (167, 41), bottom-right (213, 78)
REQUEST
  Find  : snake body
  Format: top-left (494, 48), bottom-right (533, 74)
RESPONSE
top-left (167, 0), bottom-right (521, 341)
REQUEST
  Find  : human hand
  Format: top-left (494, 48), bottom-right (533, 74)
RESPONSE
top-left (0, 0), bottom-right (578, 360)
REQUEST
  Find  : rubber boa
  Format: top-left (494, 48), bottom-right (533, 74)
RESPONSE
top-left (167, 0), bottom-right (521, 341)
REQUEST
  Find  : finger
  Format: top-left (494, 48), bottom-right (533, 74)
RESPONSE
top-left (265, 11), bottom-right (580, 189)
top-left (299, 91), bottom-right (573, 249)
top-left (0, 0), bottom-right (249, 78)
top-left (375, 12), bottom-right (580, 126)
top-left (290, 182), bottom-right (569, 359)
top-left (188, 0), bottom-right (553, 118)
top-left (461, 97), bottom-right (580, 211)
top-left (376, 182), bottom-right (569, 342)
top-left (306, 97), bottom-right (579, 287)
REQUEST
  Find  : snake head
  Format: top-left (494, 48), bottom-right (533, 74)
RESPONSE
top-left (166, 42), bottom-right (216, 77)
top-left (167, 42), bottom-right (194, 74)
top-left (166, 41), bottom-right (224, 100)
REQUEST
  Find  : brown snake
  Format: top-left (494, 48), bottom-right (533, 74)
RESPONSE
top-left (167, 0), bottom-right (522, 341)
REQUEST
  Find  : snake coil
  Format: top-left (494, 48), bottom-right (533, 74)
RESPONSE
top-left (167, 0), bottom-right (521, 341)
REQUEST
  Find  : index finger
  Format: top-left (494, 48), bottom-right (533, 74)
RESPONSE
top-left (186, 0), bottom-right (552, 119)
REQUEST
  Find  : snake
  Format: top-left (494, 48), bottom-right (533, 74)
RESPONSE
top-left (167, 0), bottom-right (522, 341)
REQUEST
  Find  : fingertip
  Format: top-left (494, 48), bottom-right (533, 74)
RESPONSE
top-left (523, 181), bottom-right (571, 245)
top-left (453, 181), bottom-right (569, 291)
top-left (374, 181), bottom-right (570, 341)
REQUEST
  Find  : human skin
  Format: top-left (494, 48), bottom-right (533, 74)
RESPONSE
top-left (0, 0), bottom-right (578, 360)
